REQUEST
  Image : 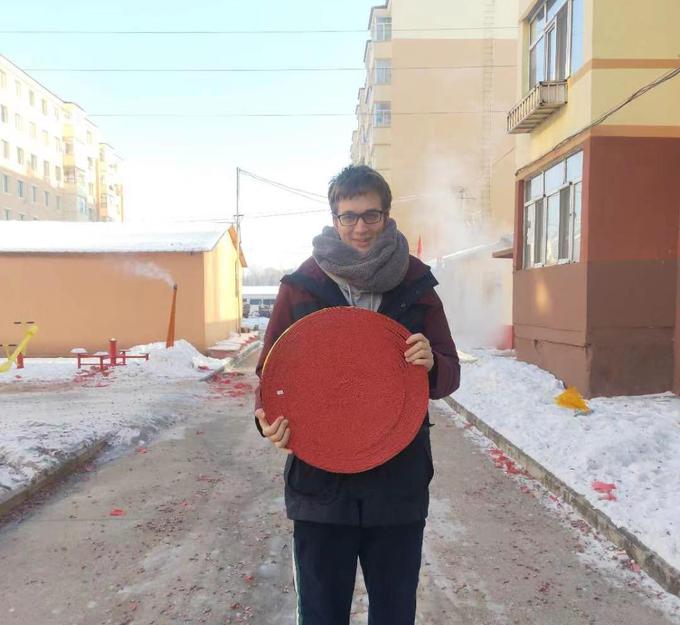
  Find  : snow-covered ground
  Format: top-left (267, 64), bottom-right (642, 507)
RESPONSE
top-left (0, 338), bottom-right (256, 499)
top-left (453, 350), bottom-right (680, 572)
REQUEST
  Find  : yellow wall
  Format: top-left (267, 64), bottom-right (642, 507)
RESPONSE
top-left (392, 0), bottom-right (517, 40)
top-left (203, 234), bottom-right (240, 348)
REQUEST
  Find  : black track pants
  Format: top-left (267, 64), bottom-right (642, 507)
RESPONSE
top-left (292, 520), bottom-right (425, 625)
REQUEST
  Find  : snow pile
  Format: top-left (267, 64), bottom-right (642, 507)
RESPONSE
top-left (0, 338), bottom-right (244, 497)
top-left (453, 351), bottom-right (680, 571)
top-left (209, 331), bottom-right (259, 352)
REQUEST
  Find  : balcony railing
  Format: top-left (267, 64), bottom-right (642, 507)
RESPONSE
top-left (507, 81), bottom-right (568, 134)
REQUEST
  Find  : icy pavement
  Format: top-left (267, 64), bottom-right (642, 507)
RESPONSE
top-left (452, 350), bottom-right (680, 573)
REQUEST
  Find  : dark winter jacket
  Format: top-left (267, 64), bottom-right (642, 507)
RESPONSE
top-left (254, 255), bottom-right (460, 526)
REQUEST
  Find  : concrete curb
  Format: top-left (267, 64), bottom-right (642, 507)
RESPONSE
top-left (0, 439), bottom-right (108, 521)
top-left (443, 395), bottom-right (680, 598)
top-left (200, 339), bottom-right (263, 382)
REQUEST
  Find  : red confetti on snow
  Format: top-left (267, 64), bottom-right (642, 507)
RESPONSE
top-left (592, 480), bottom-right (616, 492)
top-left (109, 508), bottom-right (126, 516)
top-left (592, 481), bottom-right (617, 501)
top-left (520, 486), bottom-right (531, 494)
top-left (136, 447), bottom-right (148, 454)
top-left (261, 307), bottom-right (429, 474)
top-left (629, 561), bottom-right (641, 573)
top-left (244, 575), bottom-right (255, 583)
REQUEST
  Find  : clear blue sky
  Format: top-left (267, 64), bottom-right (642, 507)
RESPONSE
top-left (2, 0), bottom-right (377, 267)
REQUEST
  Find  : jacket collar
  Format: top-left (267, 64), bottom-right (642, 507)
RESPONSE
top-left (281, 256), bottom-right (438, 313)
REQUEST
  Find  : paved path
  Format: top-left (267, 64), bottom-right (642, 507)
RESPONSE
top-left (0, 350), bottom-right (677, 624)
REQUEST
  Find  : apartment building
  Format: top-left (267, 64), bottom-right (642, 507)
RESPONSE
top-left (351, 1), bottom-right (518, 348)
top-left (0, 55), bottom-right (123, 222)
top-left (508, 0), bottom-right (680, 396)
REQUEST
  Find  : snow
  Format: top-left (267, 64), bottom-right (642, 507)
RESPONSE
top-left (452, 350), bottom-right (680, 572)
top-left (0, 338), bottom-right (256, 498)
top-left (0, 221), bottom-right (231, 254)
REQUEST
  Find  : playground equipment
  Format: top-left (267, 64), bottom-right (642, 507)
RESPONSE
top-left (71, 338), bottom-right (149, 370)
top-left (0, 321), bottom-right (39, 373)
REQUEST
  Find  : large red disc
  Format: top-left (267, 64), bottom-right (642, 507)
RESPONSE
top-left (261, 307), bottom-right (429, 473)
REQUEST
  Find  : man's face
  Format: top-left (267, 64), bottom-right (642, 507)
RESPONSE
top-left (333, 192), bottom-right (388, 254)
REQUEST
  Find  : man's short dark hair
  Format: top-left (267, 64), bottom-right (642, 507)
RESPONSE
top-left (328, 165), bottom-right (392, 213)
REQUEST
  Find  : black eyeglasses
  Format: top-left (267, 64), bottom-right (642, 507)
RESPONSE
top-left (333, 209), bottom-right (385, 226)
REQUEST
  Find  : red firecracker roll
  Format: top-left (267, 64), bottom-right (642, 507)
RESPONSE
top-left (261, 307), bottom-right (429, 473)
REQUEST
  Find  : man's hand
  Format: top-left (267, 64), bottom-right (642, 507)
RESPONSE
top-left (256, 409), bottom-right (293, 454)
top-left (405, 333), bottom-right (435, 371)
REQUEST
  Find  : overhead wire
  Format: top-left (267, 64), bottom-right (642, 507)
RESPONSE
top-left (0, 26), bottom-right (519, 35)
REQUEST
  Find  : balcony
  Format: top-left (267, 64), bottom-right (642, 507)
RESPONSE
top-left (507, 81), bottom-right (568, 134)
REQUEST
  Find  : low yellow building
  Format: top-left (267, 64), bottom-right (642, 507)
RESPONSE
top-left (0, 221), bottom-right (245, 356)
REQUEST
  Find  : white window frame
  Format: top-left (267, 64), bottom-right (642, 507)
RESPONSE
top-left (374, 101), bottom-right (391, 128)
top-left (528, 0), bottom-right (572, 90)
top-left (522, 150), bottom-right (583, 269)
top-left (374, 16), bottom-right (392, 42)
top-left (374, 59), bottom-right (392, 85)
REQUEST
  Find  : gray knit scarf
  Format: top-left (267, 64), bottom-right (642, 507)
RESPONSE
top-left (312, 218), bottom-right (410, 293)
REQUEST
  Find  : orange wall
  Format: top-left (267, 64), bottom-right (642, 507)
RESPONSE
top-left (1, 252), bottom-right (208, 356)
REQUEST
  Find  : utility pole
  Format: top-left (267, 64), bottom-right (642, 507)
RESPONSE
top-left (235, 166), bottom-right (242, 334)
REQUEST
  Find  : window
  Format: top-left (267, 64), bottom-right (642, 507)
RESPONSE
top-left (374, 101), bottom-right (391, 127)
top-left (56, 195), bottom-right (61, 210)
top-left (15, 80), bottom-right (21, 97)
top-left (2, 140), bottom-right (8, 159)
top-left (4, 208), bottom-right (10, 220)
top-left (41, 98), bottom-right (48, 115)
top-left (17, 180), bottom-right (24, 198)
top-left (14, 113), bottom-right (23, 131)
top-left (16, 147), bottom-right (24, 164)
top-left (0, 70), bottom-right (6, 88)
top-left (87, 156), bottom-right (93, 171)
top-left (43, 161), bottom-right (50, 179)
top-left (375, 59), bottom-right (392, 85)
top-left (19, 213), bottom-right (25, 220)
top-left (64, 138), bottom-right (73, 154)
top-left (88, 182), bottom-right (94, 196)
top-left (55, 165), bottom-right (62, 182)
top-left (30, 154), bottom-right (38, 170)
top-left (374, 16), bottom-right (392, 41)
top-left (522, 150), bottom-right (583, 268)
top-left (42, 130), bottom-right (49, 146)
top-left (31, 185), bottom-right (37, 202)
top-left (2, 174), bottom-right (9, 193)
top-left (44, 191), bottom-right (49, 206)
top-left (77, 195), bottom-right (87, 214)
top-left (86, 130), bottom-right (93, 144)
top-left (528, 0), bottom-right (579, 89)
top-left (29, 121), bottom-right (36, 138)
top-left (1, 105), bottom-right (7, 123)
top-left (55, 137), bottom-right (62, 153)
top-left (29, 90), bottom-right (35, 106)
top-left (53, 106), bottom-right (60, 120)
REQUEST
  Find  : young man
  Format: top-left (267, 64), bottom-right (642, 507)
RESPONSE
top-left (254, 165), bottom-right (460, 625)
